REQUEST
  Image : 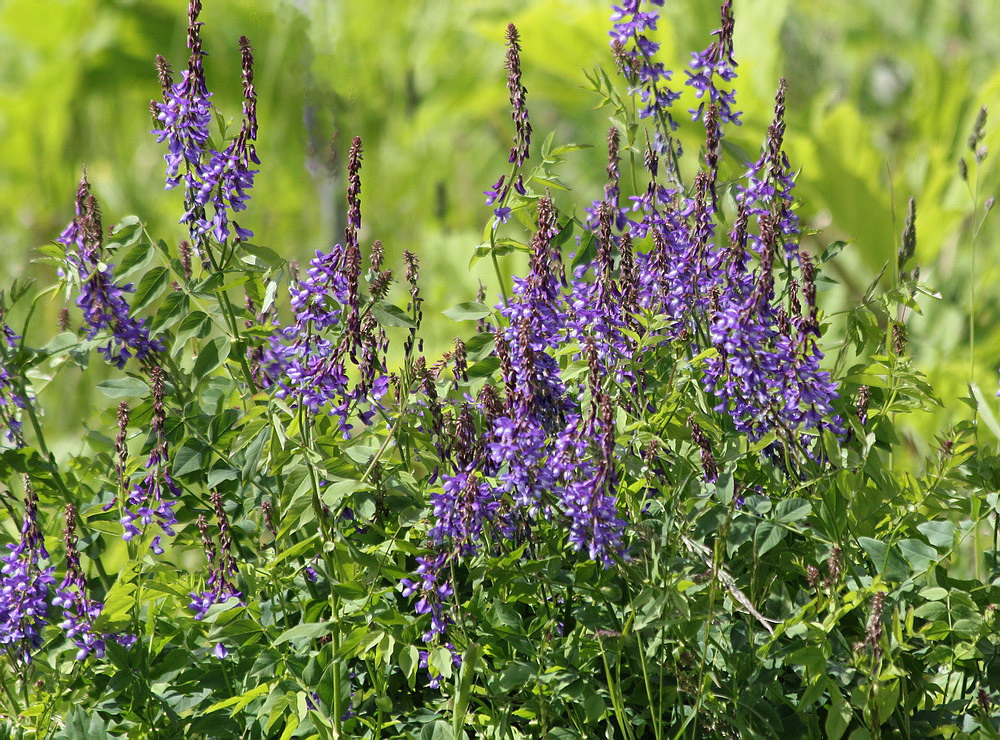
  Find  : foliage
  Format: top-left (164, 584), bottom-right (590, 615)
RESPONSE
top-left (0, 1), bottom-right (998, 738)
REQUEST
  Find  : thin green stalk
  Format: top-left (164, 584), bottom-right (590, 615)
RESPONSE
top-left (597, 632), bottom-right (636, 740)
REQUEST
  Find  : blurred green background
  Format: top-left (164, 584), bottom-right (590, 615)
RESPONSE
top-left (1, 0), bottom-right (998, 455)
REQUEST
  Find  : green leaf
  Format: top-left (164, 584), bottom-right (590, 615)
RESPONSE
top-left (149, 292), bottom-right (190, 334)
top-left (116, 239), bottom-right (155, 281)
top-left (273, 622), bottom-right (335, 646)
top-left (825, 689), bottom-right (852, 740)
top-left (571, 231), bottom-right (596, 270)
top-left (549, 142), bottom-right (592, 156)
top-left (419, 722), bottom-right (454, 740)
top-left (774, 498), bottom-right (811, 524)
top-left (968, 383), bottom-right (1000, 443)
top-left (452, 643), bottom-right (481, 736)
top-left (467, 357), bottom-right (500, 378)
top-left (399, 645), bottom-right (420, 688)
top-left (429, 646), bottom-right (453, 680)
top-left (270, 534), bottom-right (320, 569)
top-left (372, 301), bottom-right (417, 328)
top-left (173, 311), bottom-right (212, 355)
top-left (192, 272), bottom-right (225, 296)
top-left (498, 662), bottom-right (533, 692)
top-left (858, 537), bottom-right (910, 580)
top-left (582, 686), bottom-right (605, 723)
top-left (443, 302), bottom-right (491, 321)
top-left (821, 240), bottom-right (848, 263)
top-left (193, 336), bottom-right (231, 378)
top-left (721, 138), bottom-right (754, 166)
top-left (204, 683), bottom-right (271, 715)
top-left (872, 680), bottom-right (900, 724)
top-left (130, 266), bottom-right (169, 315)
top-left (96, 377), bottom-right (150, 399)
top-left (42, 332), bottom-right (79, 355)
top-left (916, 521), bottom-right (954, 550)
top-left (240, 242), bottom-right (284, 269)
top-left (92, 561), bottom-right (138, 629)
top-left (173, 439), bottom-right (208, 476)
top-left (754, 521), bottom-right (785, 556)
top-left (897, 538), bottom-right (938, 572)
top-left (111, 215), bottom-right (142, 238)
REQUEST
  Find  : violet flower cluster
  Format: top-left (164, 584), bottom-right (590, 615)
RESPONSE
top-left (403, 198), bottom-right (630, 647)
top-left (610, 0), bottom-right (678, 126)
top-left (405, 0), bottom-right (846, 654)
top-left (120, 366), bottom-right (180, 553)
top-left (152, 0), bottom-right (259, 248)
top-left (188, 492), bottom-right (243, 623)
top-left (685, 0), bottom-right (741, 126)
top-left (264, 137), bottom-right (389, 435)
top-left (483, 24), bottom-right (531, 224)
top-left (0, 317), bottom-right (27, 447)
top-left (53, 505), bottom-right (135, 661)
top-left (0, 479), bottom-right (55, 665)
top-left (58, 175), bottom-right (163, 368)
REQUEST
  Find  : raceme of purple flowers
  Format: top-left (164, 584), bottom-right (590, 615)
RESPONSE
top-left (53, 505), bottom-right (136, 661)
top-left (264, 136), bottom-right (389, 435)
top-left (151, 0), bottom-right (259, 247)
top-left (120, 366), bottom-right (180, 554)
top-left (0, 480), bottom-right (54, 665)
top-left (1, 488), bottom-right (134, 665)
top-left (188, 492), bottom-right (243, 626)
top-left (405, 0), bottom-right (844, 653)
top-left (57, 174), bottom-right (164, 369)
top-left (0, 317), bottom-right (27, 447)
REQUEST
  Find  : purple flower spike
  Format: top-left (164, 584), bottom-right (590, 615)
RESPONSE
top-left (120, 367), bottom-right (179, 550)
top-left (685, 0), bottom-right (741, 126)
top-left (0, 309), bottom-right (28, 447)
top-left (505, 24), bottom-right (531, 167)
top-left (53, 504), bottom-right (135, 661)
top-left (152, 4), bottom-right (258, 248)
top-left (0, 478), bottom-right (56, 666)
top-left (58, 175), bottom-right (164, 369)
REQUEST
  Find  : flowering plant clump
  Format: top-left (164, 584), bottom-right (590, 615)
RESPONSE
top-left (0, 0), bottom-right (997, 737)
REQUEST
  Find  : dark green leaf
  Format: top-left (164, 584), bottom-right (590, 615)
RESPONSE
top-left (467, 357), bottom-right (500, 378)
top-left (116, 239), bottom-right (155, 281)
top-left (149, 292), bottom-right (190, 334)
top-left (173, 440), bottom-right (208, 477)
top-left (130, 266), bottom-right (169, 315)
top-left (193, 336), bottom-right (231, 378)
top-left (273, 621), bottom-right (335, 646)
top-left (372, 301), bottom-right (417, 328)
top-left (821, 240), bottom-right (848, 263)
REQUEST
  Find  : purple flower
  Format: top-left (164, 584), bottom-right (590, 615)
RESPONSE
top-left (264, 139), bottom-right (388, 435)
top-left (188, 503), bottom-right (243, 620)
top-left (485, 177), bottom-right (507, 207)
top-left (0, 315), bottom-right (27, 447)
top-left (610, 1), bottom-right (680, 124)
top-left (52, 505), bottom-right (134, 660)
top-left (152, 8), bottom-right (258, 247)
top-left (0, 479), bottom-right (55, 666)
top-left (120, 367), bottom-right (179, 549)
top-left (58, 175), bottom-right (164, 368)
top-left (684, 0), bottom-right (741, 126)
top-left (505, 24), bottom-right (531, 167)
top-left (552, 387), bottom-right (626, 565)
